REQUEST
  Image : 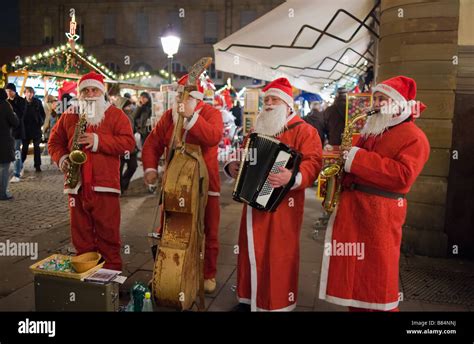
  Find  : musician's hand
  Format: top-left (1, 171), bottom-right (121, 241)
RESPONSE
top-left (182, 98), bottom-right (197, 118)
top-left (342, 150), bottom-right (350, 161)
top-left (144, 170), bottom-right (158, 186)
top-left (227, 161), bottom-right (240, 178)
top-left (77, 133), bottom-right (95, 149)
top-left (60, 158), bottom-right (71, 174)
top-left (268, 166), bottom-right (292, 188)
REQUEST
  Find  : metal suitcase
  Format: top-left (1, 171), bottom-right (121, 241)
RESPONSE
top-left (34, 274), bottom-right (119, 311)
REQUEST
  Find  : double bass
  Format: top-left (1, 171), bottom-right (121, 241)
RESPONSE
top-left (152, 57), bottom-right (212, 311)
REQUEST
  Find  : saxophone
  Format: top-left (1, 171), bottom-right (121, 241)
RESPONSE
top-left (65, 113), bottom-right (88, 188)
top-left (320, 109), bottom-right (378, 213)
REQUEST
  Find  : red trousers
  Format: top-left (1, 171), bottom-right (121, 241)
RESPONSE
top-left (158, 195), bottom-right (220, 279)
top-left (69, 191), bottom-right (122, 270)
top-left (204, 196), bottom-right (220, 279)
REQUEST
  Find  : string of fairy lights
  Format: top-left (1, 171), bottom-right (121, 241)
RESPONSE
top-left (7, 43), bottom-right (176, 83)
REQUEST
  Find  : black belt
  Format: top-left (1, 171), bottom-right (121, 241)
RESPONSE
top-left (349, 183), bottom-right (406, 200)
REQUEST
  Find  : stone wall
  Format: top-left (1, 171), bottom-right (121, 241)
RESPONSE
top-left (378, 0), bottom-right (461, 256)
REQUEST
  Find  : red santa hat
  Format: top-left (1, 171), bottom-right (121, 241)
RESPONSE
top-left (178, 74), bottom-right (204, 100)
top-left (372, 75), bottom-right (426, 125)
top-left (78, 72), bottom-right (105, 94)
top-left (263, 77), bottom-right (294, 109)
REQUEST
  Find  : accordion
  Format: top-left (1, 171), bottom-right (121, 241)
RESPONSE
top-left (232, 133), bottom-right (302, 212)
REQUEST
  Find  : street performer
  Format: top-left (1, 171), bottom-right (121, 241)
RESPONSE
top-left (319, 75), bottom-right (430, 311)
top-left (48, 72), bottom-right (135, 270)
top-left (225, 77), bottom-right (322, 311)
top-left (142, 74), bottom-right (223, 293)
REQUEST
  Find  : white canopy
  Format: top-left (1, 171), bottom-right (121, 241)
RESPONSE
top-left (214, 0), bottom-right (378, 94)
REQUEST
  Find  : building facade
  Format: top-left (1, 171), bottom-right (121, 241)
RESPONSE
top-left (19, 0), bottom-right (284, 87)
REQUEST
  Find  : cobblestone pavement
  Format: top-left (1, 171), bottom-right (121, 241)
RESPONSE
top-left (0, 156), bottom-right (69, 242)
top-left (0, 154), bottom-right (146, 242)
top-left (0, 154), bottom-right (473, 312)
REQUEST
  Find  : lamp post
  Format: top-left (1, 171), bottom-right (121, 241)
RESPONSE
top-left (160, 27), bottom-right (180, 84)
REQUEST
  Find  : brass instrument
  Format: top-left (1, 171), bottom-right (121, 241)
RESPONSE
top-left (320, 109), bottom-right (378, 212)
top-left (65, 113), bottom-right (88, 188)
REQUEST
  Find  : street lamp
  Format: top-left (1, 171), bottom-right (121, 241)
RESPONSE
top-left (160, 27), bottom-right (180, 84)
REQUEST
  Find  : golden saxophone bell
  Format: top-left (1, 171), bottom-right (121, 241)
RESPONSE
top-left (321, 164), bottom-right (341, 178)
top-left (69, 149), bottom-right (87, 165)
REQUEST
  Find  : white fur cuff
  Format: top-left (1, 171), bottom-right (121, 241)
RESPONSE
top-left (91, 133), bottom-right (99, 152)
top-left (344, 147), bottom-right (360, 173)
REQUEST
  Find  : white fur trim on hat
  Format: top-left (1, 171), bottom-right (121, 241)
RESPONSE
top-left (373, 83), bottom-right (412, 126)
top-left (78, 79), bottom-right (105, 93)
top-left (264, 88), bottom-right (294, 109)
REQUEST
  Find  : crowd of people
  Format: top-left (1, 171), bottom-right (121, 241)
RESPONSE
top-left (302, 87), bottom-right (348, 150)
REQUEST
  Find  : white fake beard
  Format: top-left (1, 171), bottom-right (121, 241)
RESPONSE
top-left (254, 104), bottom-right (288, 136)
top-left (360, 108), bottom-right (396, 138)
top-left (79, 96), bottom-right (108, 127)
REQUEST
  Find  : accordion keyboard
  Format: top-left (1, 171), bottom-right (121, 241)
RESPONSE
top-left (256, 150), bottom-right (291, 207)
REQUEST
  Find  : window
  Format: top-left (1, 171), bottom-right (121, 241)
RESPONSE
top-left (167, 10), bottom-right (182, 33)
top-left (75, 15), bottom-right (85, 44)
top-left (43, 17), bottom-right (53, 45)
top-left (76, 23), bottom-right (85, 44)
top-left (105, 62), bottom-right (120, 73)
top-left (136, 12), bottom-right (149, 44)
top-left (172, 61), bottom-right (187, 74)
top-left (240, 10), bottom-right (256, 28)
top-left (104, 13), bottom-right (116, 43)
top-left (207, 63), bottom-right (222, 80)
top-left (132, 62), bottom-right (152, 73)
top-left (204, 11), bottom-right (218, 44)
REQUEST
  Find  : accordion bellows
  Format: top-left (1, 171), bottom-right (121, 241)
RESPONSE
top-left (233, 133), bottom-right (302, 212)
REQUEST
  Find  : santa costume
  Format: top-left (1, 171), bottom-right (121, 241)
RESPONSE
top-left (319, 76), bottom-right (430, 311)
top-left (141, 74), bottom-right (223, 291)
top-left (226, 78), bottom-right (322, 311)
top-left (48, 72), bottom-right (135, 270)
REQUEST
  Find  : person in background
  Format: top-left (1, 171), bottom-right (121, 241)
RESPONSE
top-left (323, 87), bottom-right (347, 149)
top-left (42, 95), bottom-right (58, 157)
top-left (123, 92), bottom-right (137, 116)
top-left (5, 83), bottom-right (25, 183)
top-left (230, 100), bottom-right (243, 127)
top-left (304, 101), bottom-right (326, 147)
top-left (116, 96), bottom-right (138, 193)
top-left (0, 88), bottom-right (19, 200)
top-left (22, 87), bottom-right (46, 172)
top-left (133, 92), bottom-right (152, 145)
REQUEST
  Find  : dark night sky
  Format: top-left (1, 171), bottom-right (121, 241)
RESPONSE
top-left (0, 1), bottom-right (20, 47)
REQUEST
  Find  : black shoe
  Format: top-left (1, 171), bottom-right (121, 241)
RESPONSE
top-left (0, 195), bottom-right (13, 201)
top-left (35, 166), bottom-right (42, 172)
top-left (230, 303), bottom-right (251, 312)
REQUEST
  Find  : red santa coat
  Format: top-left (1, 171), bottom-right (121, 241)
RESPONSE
top-left (236, 115), bottom-right (322, 311)
top-left (319, 120), bottom-right (430, 310)
top-left (48, 104), bottom-right (135, 193)
top-left (142, 101), bottom-right (223, 195)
